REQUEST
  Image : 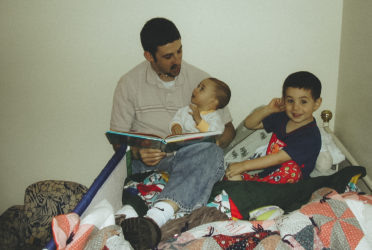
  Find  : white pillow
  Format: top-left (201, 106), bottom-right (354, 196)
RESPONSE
top-left (319, 127), bottom-right (345, 165)
top-left (310, 127), bottom-right (346, 177)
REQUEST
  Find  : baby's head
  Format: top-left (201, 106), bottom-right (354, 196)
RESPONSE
top-left (191, 78), bottom-right (231, 110)
top-left (282, 71), bottom-right (322, 124)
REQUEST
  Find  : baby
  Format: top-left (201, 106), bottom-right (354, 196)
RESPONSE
top-left (170, 77), bottom-right (231, 135)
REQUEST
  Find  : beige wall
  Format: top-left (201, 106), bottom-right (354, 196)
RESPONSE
top-left (0, 0), bottom-right (343, 213)
top-left (336, 1), bottom-right (372, 184)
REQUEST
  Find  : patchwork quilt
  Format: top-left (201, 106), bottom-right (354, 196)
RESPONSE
top-left (157, 187), bottom-right (372, 249)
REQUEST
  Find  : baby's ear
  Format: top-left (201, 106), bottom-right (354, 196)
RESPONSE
top-left (314, 97), bottom-right (322, 111)
top-left (212, 98), bottom-right (220, 109)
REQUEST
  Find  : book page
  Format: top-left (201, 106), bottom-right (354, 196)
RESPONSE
top-left (109, 131), bottom-right (163, 140)
top-left (164, 131), bottom-right (221, 143)
top-left (105, 131), bottom-right (165, 149)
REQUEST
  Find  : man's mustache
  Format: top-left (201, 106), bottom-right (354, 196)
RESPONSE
top-left (171, 64), bottom-right (180, 70)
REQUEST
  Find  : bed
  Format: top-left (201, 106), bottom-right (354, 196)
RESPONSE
top-left (44, 110), bottom-right (372, 250)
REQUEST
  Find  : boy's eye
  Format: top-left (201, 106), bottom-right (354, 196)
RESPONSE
top-left (301, 100), bottom-right (308, 104)
top-left (286, 99), bottom-right (294, 103)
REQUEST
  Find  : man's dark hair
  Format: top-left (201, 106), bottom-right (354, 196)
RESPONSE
top-left (282, 71), bottom-right (322, 100)
top-left (209, 78), bottom-right (231, 109)
top-left (140, 17), bottom-right (181, 59)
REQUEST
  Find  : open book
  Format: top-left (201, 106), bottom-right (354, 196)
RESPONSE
top-left (105, 130), bottom-right (222, 153)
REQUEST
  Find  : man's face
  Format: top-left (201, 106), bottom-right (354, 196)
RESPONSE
top-left (147, 39), bottom-right (182, 78)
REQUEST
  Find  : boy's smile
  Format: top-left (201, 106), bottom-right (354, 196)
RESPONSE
top-left (284, 87), bottom-right (322, 131)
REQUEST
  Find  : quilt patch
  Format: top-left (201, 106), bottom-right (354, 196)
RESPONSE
top-left (213, 225), bottom-right (279, 249)
top-left (300, 190), bottom-right (364, 249)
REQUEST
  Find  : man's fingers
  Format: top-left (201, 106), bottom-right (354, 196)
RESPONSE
top-left (142, 156), bottom-right (163, 166)
top-left (139, 148), bottom-right (166, 166)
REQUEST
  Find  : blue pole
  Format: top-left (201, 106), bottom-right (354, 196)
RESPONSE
top-left (45, 144), bottom-right (127, 250)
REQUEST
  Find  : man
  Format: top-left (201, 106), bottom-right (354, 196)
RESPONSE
top-left (110, 18), bottom-right (235, 249)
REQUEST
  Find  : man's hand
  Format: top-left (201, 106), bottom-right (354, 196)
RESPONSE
top-left (189, 104), bottom-right (202, 125)
top-left (171, 124), bottom-right (183, 135)
top-left (138, 148), bottom-right (166, 166)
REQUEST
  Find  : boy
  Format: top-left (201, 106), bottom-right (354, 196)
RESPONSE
top-left (170, 77), bottom-right (231, 135)
top-left (226, 71), bottom-right (322, 183)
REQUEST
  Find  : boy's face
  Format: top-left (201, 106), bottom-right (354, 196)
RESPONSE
top-left (191, 79), bottom-right (218, 110)
top-left (284, 87), bottom-right (322, 127)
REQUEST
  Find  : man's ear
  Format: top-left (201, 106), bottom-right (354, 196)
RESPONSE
top-left (144, 51), bottom-right (154, 62)
top-left (314, 97), bottom-right (322, 111)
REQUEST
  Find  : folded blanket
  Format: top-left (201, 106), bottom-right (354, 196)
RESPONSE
top-left (51, 199), bottom-right (115, 249)
top-left (210, 166), bottom-right (366, 219)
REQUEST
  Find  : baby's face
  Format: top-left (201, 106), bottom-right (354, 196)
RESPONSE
top-left (191, 79), bottom-right (217, 110)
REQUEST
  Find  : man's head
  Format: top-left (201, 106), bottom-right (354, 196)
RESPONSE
top-left (282, 71), bottom-right (322, 127)
top-left (140, 18), bottom-right (181, 58)
top-left (191, 78), bottom-right (231, 111)
top-left (141, 18), bottom-right (182, 79)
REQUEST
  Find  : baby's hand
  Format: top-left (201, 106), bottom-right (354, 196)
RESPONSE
top-left (171, 124), bottom-right (183, 135)
top-left (189, 104), bottom-right (202, 125)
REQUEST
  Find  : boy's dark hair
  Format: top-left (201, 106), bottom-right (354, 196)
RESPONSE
top-left (140, 18), bottom-right (181, 60)
top-left (282, 71), bottom-right (322, 100)
top-left (209, 78), bottom-right (231, 109)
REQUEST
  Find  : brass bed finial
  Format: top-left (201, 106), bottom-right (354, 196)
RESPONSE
top-left (321, 110), bottom-right (333, 124)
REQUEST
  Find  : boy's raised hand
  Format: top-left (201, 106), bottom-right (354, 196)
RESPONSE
top-left (268, 98), bottom-right (285, 113)
top-left (189, 104), bottom-right (202, 125)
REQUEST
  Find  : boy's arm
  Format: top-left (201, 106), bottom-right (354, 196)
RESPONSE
top-left (226, 150), bottom-right (291, 178)
top-left (244, 98), bottom-right (285, 130)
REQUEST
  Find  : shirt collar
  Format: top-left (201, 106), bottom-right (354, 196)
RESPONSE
top-left (145, 61), bottom-right (184, 88)
top-left (200, 110), bottom-right (216, 115)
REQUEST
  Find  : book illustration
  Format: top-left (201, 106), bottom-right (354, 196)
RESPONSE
top-left (105, 130), bottom-right (221, 153)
